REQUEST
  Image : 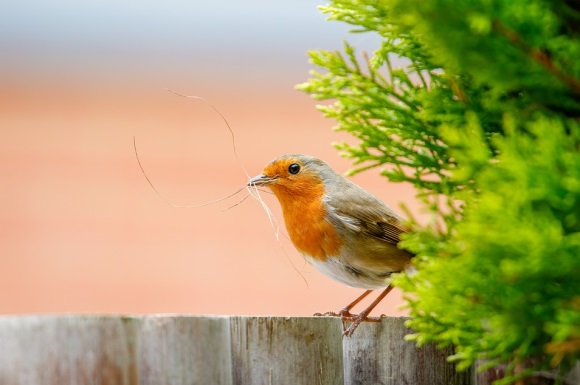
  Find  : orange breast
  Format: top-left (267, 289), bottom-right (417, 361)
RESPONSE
top-left (269, 183), bottom-right (341, 261)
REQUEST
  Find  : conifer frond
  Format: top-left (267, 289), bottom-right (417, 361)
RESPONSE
top-left (299, 1), bottom-right (580, 382)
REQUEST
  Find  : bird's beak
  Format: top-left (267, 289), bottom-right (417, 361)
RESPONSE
top-left (247, 174), bottom-right (277, 187)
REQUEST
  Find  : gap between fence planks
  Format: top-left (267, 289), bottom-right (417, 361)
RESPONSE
top-left (0, 315), bottom-right (472, 385)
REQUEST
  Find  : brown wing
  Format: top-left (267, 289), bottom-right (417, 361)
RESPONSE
top-left (325, 181), bottom-right (410, 245)
top-left (324, 178), bottom-right (415, 275)
top-left (358, 212), bottom-right (409, 244)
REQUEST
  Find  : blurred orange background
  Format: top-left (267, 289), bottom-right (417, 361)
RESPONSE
top-left (0, 1), bottom-right (424, 317)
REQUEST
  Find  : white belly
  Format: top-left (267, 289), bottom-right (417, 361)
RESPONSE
top-left (305, 256), bottom-right (391, 290)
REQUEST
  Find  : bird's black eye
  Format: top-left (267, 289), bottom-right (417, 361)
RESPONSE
top-left (288, 163), bottom-right (301, 175)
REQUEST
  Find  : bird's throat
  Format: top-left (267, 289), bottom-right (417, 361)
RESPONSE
top-left (270, 184), bottom-right (341, 261)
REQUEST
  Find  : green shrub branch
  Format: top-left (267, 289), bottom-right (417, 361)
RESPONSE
top-left (298, 0), bottom-right (580, 383)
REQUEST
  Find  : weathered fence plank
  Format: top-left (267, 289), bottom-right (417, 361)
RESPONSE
top-left (0, 315), bottom-right (473, 385)
top-left (230, 316), bottom-right (344, 385)
top-left (136, 316), bottom-right (232, 385)
top-left (342, 317), bottom-right (470, 385)
top-left (0, 316), bottom-right (133, 385)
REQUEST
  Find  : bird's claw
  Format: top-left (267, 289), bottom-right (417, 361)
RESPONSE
top-left (313, 311), bottom-right (339, 317)
top-left (312, 308), bottom-right (352, 318)
top-left (314, 309), bottom-right (385, 336)
top-left (341, 313), bottom-right (386, 337)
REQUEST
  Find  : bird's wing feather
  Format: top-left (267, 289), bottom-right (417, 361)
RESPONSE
top-left (325, 184), bottom-right (409, 245)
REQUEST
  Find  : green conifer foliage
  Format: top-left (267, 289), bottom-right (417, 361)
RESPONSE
top-left (297, 0), bottom-right (580, 382)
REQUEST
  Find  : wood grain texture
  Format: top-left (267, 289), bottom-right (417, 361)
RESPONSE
top-left (136, 316), bottom-right (232, 385)
top-left (342, 317), bottom-right (471, 385)
top-left (230, 316), bottom-right (344, 385)
top-left (0, 316), bottom-right (133, 385)
top-left (0, 315), bottom-right (474, 385)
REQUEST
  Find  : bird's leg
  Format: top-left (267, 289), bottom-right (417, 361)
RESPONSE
top-left (343, 286), bottom-right (394, 337)
top-left (338, 289), bottom-right (374, 318)
top-left (313, 289), bottom-right (373, 318)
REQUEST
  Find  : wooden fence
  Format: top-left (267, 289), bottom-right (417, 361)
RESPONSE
top-left (0, 315), bottom-right (492, 385)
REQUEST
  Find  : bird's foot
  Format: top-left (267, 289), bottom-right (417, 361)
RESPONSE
top-left (341, 313), bottom-right (387, 337)
top-left (313, 309), bottom-right (385, 336)
top-left (313, 311), bottom-right (339, 317)
top-left (313, 307), bottom-right (356, 318)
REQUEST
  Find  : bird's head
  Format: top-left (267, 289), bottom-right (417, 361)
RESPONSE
top-left (247, 154), bottom-right (338, 201)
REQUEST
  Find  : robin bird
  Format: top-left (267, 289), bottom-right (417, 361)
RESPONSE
top-left (247, 154), bottom-right (414, 337)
